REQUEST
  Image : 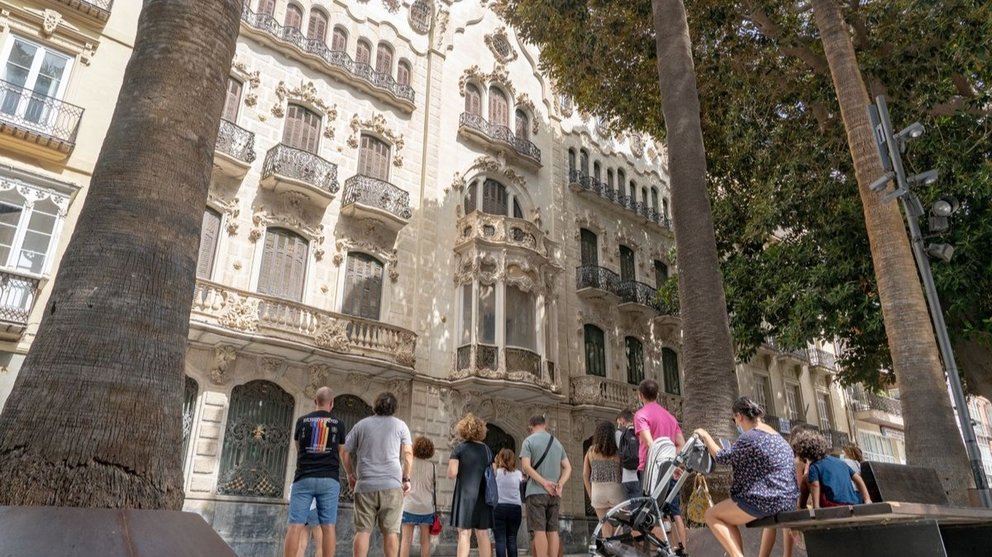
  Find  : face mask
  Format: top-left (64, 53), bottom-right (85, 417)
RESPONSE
top-left (735, 424), bottom-right (744, 435)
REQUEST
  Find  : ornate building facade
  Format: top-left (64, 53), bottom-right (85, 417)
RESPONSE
top-left (0, 1), bottom-right (855, 555)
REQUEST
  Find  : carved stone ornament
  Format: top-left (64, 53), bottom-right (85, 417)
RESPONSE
top-left (452, 154), bottom-right (526, 193)
top-left (516, 94), bottom-right (540, 136)
top-left (555, 92), bottom-right (574, 118)
top-left (347, 114), bottom-right (405, 167)
top-left (0, 178), bottom-right (71, 218)
top-left (258, 356), bottom-right (285, 378)
top-left (272, 81), bottom-right (338, 139)
top-left (305, 364), bottom-right (330, 398)
top-left (231, 58), bottom-right (261, 108)
top-left (392, 333), bottom-right (417, 368)
top-left (408, 0), bottom-right (433, 34)
top-left (347, 372), bottom-right (374, 395)
top-left (210, 345), bottom-right (237, 385)
top-left (458, 64), bottom-right (515, 100)
top-left (333, 237), bottom-right (399, 282)
top-left (433, 7), bottom-right (449, 50)
top-left (218, 294), bottom-right (260, 332)
top-left (484, 27), bottom-right (517, 63)
top-left (249, 205), bottom-right (326, 261)
top-left (41, 9), bottom-right (61, 37)
top-left (207, 193), bottom-right (241, 236)
top-left (314, 316), bottom-right (351, 353)
top-left (629, 133), bottom-right (645, 158)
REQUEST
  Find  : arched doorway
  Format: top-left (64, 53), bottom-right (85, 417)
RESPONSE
top-left (484, 423), bottom-right (516, 457)
top-left (333, 394), bottom-right (372, 501)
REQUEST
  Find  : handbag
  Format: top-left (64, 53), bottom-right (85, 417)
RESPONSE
top-left (521, 434), bottom-right (556, 499)
top-left (686, 474), bottom-right (714, 525)
top-left (483, 444), bottom-right (500, 507)
top-left (430, 463), bottom-right (443, 536)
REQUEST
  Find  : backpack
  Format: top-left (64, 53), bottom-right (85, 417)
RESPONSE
top-left (619, 426), bottom-right (640, 471)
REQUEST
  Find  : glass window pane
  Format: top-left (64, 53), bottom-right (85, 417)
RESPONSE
top-left (505, 286), bottom-right (535, 350)
top-left (478, 284), bottom-right (495, 344)
top-left (584, 325), bottom-right (605, 377)
top-left (460, 283), bottom-right (472, 345)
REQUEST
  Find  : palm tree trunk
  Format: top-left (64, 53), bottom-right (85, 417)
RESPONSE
top-left (0, 0), bottom-right (241, 509)
top-left (650, 0), bottom-right (738, 440)
top-left (811, 0), bottom-right (974, 504)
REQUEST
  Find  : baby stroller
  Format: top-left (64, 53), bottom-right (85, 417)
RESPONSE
top-left (589, 434), bottom-right (714, 557)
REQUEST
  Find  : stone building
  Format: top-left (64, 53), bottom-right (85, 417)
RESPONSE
top-left (0, 1), bottom-right (856, 555)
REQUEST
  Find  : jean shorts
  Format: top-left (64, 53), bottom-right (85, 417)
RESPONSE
top-left (288, 477), bottom-right (341, 525)
top-left (402, 511), bottom-right (434, 525)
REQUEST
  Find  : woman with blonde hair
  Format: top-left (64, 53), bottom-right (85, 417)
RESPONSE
top-left (493, 448), bottom-right (523, 557)
top-left (583, 420), bottom-right (624, 536)
top-left (448, 414), bottom-right (494, 557)
top-left (401, 436), bottom-right (437, 557)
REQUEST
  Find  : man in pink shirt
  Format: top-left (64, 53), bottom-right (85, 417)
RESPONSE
top-left (634, 379), bottom-right (687, 555)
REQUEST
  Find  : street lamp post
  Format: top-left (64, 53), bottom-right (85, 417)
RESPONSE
top-left (867, 95), bottom-right (992, 508)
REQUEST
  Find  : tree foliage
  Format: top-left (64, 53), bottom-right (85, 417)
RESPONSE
top-left (499, 0), bottom-right (992, 393)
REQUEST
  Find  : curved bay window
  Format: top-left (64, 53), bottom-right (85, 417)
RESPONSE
top-left (463, 178), bottom-right (526, 218)
top-left (217, 380), bottom-right (294, 498)
top-left (662, 348), bottom-right (680, 395)
top-left (584, 324), bottom-right (606, 377)
top-left (341, 252), bottom-right (384, 320)
top-left (625, 337), bottom-right (644, 385)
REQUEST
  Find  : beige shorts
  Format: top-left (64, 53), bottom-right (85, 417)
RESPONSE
top-left (590, 482), bottom-right (626, 510)
top-left (353, 488), bottom-right (404, 534)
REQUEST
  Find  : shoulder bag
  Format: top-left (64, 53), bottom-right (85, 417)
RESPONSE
top-left (430, 462), bottom-right (443, 536)
top-left (521, 434), bottom-right (556, 499)
top-left (686, 474), bottom-right (714, 525)
top-left (483, 444), bottom-right (500, 507)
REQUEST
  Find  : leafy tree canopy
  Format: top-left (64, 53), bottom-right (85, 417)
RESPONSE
top-left (499, 0), bottom-right (992, 394)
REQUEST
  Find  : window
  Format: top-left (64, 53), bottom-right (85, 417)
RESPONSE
top-left (617, 170), bottom-right (627, 199)
top-left (641, 186), bottom-right (648, 207)
top-left (356, 39), bottom-right (372, 66)
top-left (785, 382), bottom-right (803, 421)
top-left (217, 380), bottom-right (294, 497)
top-left (579, 150), bottom-right (589, 176)
top-left (489, 87), bottom-right (509, 127)
top-left (307, 9), bottom-right (328, 42)
top-left (512, 199), bottom-right (523, 219)
top-left (816, 391), bottom-right (833, 431)
top-left (257, 228), bottom-right (308, 302)
top-left (0, 37), bottom-right (73, 127)
top-left (654, 260), bottom-right (668, 288)
top-left (567, 149), bottom-right (576, 177)
top-left (625, 337), bottom-right (644, 385)
top-left (630, 181), bottom-right (637, 204)
top-left (181, 376), bottom-right (198, 469)
top-left (0, 187), bottom-right (61, 274)
top-left (580, 228), bottom-right (598, 267)
top-left (505, 285), bottom-right (535, 351)
top-left (397, 60), bottom-right (411, 87)
top-left (584, 325), bottom-right (606, 377)
top-left (858, 431), bottom-right (898, 464)
top-left (197, 208), bottom-right (222, 279)
top-left (662, 348), bottom-right (680, 395)
top-left (331, 27), bottom-right (348, 51)
top-left (607, 169), bottom-right (614, 189)
top-left (333, 395), bottom-right (373, 497)
top-left (222, 78), bottom-right (242, 123)
top-left (465, 84), bottom-right (482, 115)
top-left (358, 135), bottom-right (390, 181)
top-left (593, 162), bottom-right (601, 184)
top-left (258, 0), bottom-right (275, 16)
top-left (752, 373), bottom-right (771, 412)
top-left (619, 245), bottom-right (635, 282)
top-left (375, 43), bottom-right (393, 75)
top-left (515, 109), bottom-right (528, 140)
top-left (284, 3), bottom-right (303, 29)
top-left (663, 198), bottom-right (670, 219)
top-left (481, 179), bottom-right (508, 215)
top-left (478, 283), bottom-right (496, 344)
top-left (651, 187), bottom-right (660, 212)
top-left (342, 252), bottom-right (384, 320)
top-left (283, 104), bottom-right (321, 153)
top-left (460, 283), bottom-right (472, 345)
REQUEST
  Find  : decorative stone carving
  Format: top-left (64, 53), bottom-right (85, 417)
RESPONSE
top-left (433, 7), bottom-right (449, 50)
top-left (231, 59), bottom-right (262, 108)
top-left (208, 193), bottom-right (241, 236)
top-left (41, 9), bottom-right (61, 37)
top-left (453, 154), bottom-right (526, 191)
top-left (347, 114), bottom-right (405, 167)
top-left (81, 43), bottom-right (96, 66)
top-left (555, 93), bottom-right (574, 118)
top-left (271, 81), bottom-right (338, 138)
top-left (314, 316), bottom-right (351, 353)
top-left (516, 94), bottom-right (540, 135)
top-left (333, 237), bottom-right (399, 282)
top-left (347, 372), bottom-right (374, 395)
top-left (258, 356), bottom-right (285, 378)
top-left (393, 333), bottom-right (417, 368)
top-left (210, 345), bottom-right (237, 385)
top-left (408, 0), bottom-right (433, 34)
top-left (484, 27), bottom-right (517, 63)
top-left (218, 294), bottom-right (260, 332)
top-left (249, 207), bottom-right (326, 260)
top-left (628, 133), bottom-right (644, 157)
top-left (458, 64), bottom-right (515, 99)
top-left (0, 10), bottom-right (10, 33)
top-left (305, 364), bottom-right (330, 398)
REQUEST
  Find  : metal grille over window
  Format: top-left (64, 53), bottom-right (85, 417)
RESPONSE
top-left (334, 395), bottom-right (372, 500)
top-left (182, 376), bottom-right (198, 467)
top-left (217, 380), bottom-right (294, 497)
top-left (491, 35), bottom-right (512, 59)
top-left (484, 424), bottom-right (516, 456)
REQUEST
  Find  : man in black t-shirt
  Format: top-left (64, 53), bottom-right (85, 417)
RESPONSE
top-left (282, 386), bottom-right (346, 557)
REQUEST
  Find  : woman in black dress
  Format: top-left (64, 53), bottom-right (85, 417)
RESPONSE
top-left (447, 413), bottom-right (494, 557)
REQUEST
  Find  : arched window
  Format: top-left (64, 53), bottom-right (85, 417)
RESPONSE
top-left (579, 149), bottom-right (589, 177)
top-left (181, 376), bottom-right (198, 468)
top-left (619, 245), bottom-right (635, 282)
top-left (481, 179), bottom-right (508, 215)
top-left (375, 43), bottom-right (393, 75)
top-left (331, 26), bottom-right (348, 51)
top-left (258, 0), bottom-right (275, 17)
top-left (607, 169), bottom-right (614, 190)
top-left (584, 324), bottom-right (606, 377)
top-left (593, 162), bottom-right (601, 184)
top-left (617, 169), bottom-right (627, 200)
top-left (463, 178), bottom-right (526, 218)
top-left (651, 187), bottom-right (659, 212)
top-left (217, 380), bottom-right (294, 498)
top-left (580, 228), bottom-right (598, 267)
top-left (222, 77), bottom-right (242, 122)
top-left (515, 109), bottom-right (528, 140)
top-left (465, 84), bottom-right (482, 115)
top-left (342, 252), bottom-right (384, 320)
top-left (284, 3), bottom-right (303, 29)
top-left (489, 87), bottom-right (509, 127)
top-left (307, 8), bottom-right (328, 42)
top-left (397, 60), bottom-right (412, 87)
top-left (630, 181), bottom-right (637, 204)
top-left (662, 198), bottom-right (670, 219)
top-left (197, 208), bottom-right (222, 279)
top-left (283, 104), bottom-right (321, 153)
top-left (356, 39), bottom-right (372, 66)
top-left (484, 424), bottom-right (516, 455)
top-left (654, 260), bottom-right (668, 288)
top-left (625, 337), bottom-right (644, 385)
top-left (641, 186), bottom-right (648, 208)
top-left (567, 149), bottom-right (576, 178)
top-left (358, 134), bottom-right (390, 181)
top-left (663, 348), bottom-right (681, 395)
top-left (257, 228), bottom-right (308, 302)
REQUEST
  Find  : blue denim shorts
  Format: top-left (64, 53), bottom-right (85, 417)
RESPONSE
top-left (402, 511), bottom-right (434, 525)
top-left (289, 477), bottom-right (341, 525)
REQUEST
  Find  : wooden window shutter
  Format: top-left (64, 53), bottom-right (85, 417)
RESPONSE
top-left (343, 253), bottom-right (383, 320)
top-left (308, 10), bottom-right (327, 41)
top-left (482, 179), bottom-right (507, 216)
top-left (397, 62), bottom-right (411, 87)
top-left (258, 228), bottom-right (308, 302)
top-left (358, 135), bottom-right (389, 181)
top-left (332, 28), bottom-right (347, 51)
top-left (375, 44), bottom-right (393, 75)
top-left (580, 229), bottom-right (598, 267)
top-left (222, 78), bottom-right (242, 123)
top-left (619, 246), bottom-right (635, 282)
top-left (356, 41), bottom-right (372, 65)
top-left (489, 88), bottom-right (508, 127)
top-left (259, 0), bottom-right (275, 16)
top-left (283, 104), bottom-right (321, 153)
top-left (197, 209), bottom-right (222, 279)
top-left (515, 110), bottom-right (528, 139)
top-left (466, 86), bottom-right (481, 115)
top-left (285, 4), bottom-right (303, 28)
top-left (625, 337), bottom-right (644, 385)
top-left (584, 325), bottom-right (605, 377)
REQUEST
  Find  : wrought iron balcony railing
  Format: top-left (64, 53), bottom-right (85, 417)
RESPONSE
top-left (0, 79), bottom-right (84, 149)
top-left (618, 279), bottom-right (670, 313)
top-left (576, 265), bottom-right (620, 295)
top-left (343, 174), bottom-right (413, 221)
top-left (241, 6), bottom-right (415, 104)
top-left (50, 0), bottom-right (113, 22)
top-left (452, 343), bottom-right (558, 392)
top-left (215, 119), bottom-right (256, 164)
top-left (568, 170), bottom-right (671, 229)
top-left (261, 143), bottom-right (339, 195)
top-left (825, 429), bottom-right (851, 450)
top-left (458, 112), bottom-right (541, 164)
top-left (0, 269), bottom-right (40, 325)
top-left (848, 388), bottom-right (902, 416)
top-left (808, 347), bottom-right (837, 370)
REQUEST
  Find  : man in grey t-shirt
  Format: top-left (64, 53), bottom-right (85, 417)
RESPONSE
top-left (520, 415), bottom-right (570, 557)
top-left (342, 392), bottom-right (413, 557)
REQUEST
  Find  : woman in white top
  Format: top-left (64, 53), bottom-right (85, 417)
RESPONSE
top-left (493, 448), bottom-right (524, 557)
top-left (401, 436), bottom-right (436, 557)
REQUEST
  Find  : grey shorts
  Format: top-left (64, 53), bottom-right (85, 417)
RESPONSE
top-left (353, 488), bottom-right (404, 535)
top-left (525, 494), bottom-right (560, 533)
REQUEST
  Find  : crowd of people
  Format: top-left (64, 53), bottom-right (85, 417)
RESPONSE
top-left (282, 382), bottom-right (870, 557)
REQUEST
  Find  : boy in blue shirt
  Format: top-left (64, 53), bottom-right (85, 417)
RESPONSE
top-left (792, 430), bottom-right (872, 508)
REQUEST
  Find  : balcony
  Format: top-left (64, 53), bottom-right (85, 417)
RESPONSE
top-left (618, 280), bottom-right (671, 316)
top-left (0, 269), bottom-right (41, 341)
top-left (259, 144), bottom-right (338, 208)
top-left (0, 80), bottom-right (83, 159)
top-left (451, 343), bottom-right (560, 401)
top-left (213, 119), bottom-right (256, 179)
top-left (808, 348), bottom-right (837, 370)
top-left (568, 170), bottom-right (671, 231)
top-left (576, 265), bottom-right (620, 300)
top-left (240, 6), bottom-right (415, 111)
top-left (49, 0), bottom-right (113, 24)
top-left (340, 174), bottom-right (412, 231)
top-left (455, 211), bottom-right (554, 260)
top-left (190, 279), bottom-right (417, 369)
top-left (571, 375), bottom-right (683, 419)
top-left (847, 387), bottom-right (904, 429)
top-left (458, 112), bottom-right (541, 168)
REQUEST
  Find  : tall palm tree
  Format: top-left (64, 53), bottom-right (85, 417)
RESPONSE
top-left (651, 0), bottom-right (738, 440)
top-left (810, 0), bottom-right (973, 504)
top-left (0, 0), bottom-right (242, 509)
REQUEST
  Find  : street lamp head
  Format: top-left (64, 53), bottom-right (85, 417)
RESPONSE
top-left (869, 172), bottom-right (894, 193)
top-left (926, 242), bottom-right (955, 263)
top-left (931, 195), bottom-right (960, 217)
top-left (908, 169), bottom-right (939, 187)
top-left (897, 122), bottom-right (925, 141)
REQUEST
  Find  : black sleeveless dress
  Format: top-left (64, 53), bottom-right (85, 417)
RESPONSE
top-left (449, 441), bottom-right (495, 529)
